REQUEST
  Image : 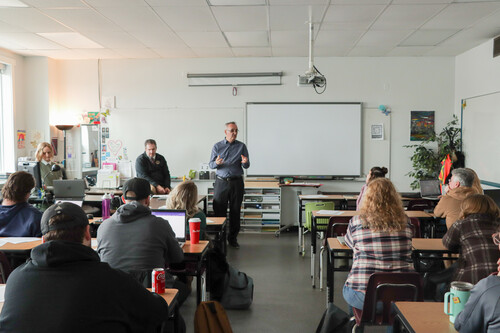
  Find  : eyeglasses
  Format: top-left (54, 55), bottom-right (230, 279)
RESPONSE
top-left (227, 129), bottom-right (239, 133)
top-left (492, 233), bottom-right (500, 245)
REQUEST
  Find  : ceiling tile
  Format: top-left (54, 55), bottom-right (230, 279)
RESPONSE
top-left (112, 48), bottom-right (161, 58)
top-left (41, 8), bottom-right (122, 32)
top-left (315, 45), bottom-right (351, 56)
top-left (356, 29), bottom-right (414, 46)
top-left (14, 49), bottom-right (87, 59)
top-left (74, 48), bottom-right (123, 58)
top-left (128, 29), bottom-right (187, 48)
top-left (0, 32), bottom-right (66, 49)
top-left (0, 20), bottom-right (27, 32)
top-left (80, 31), bottom-right (145, 48)
top-left (21, 0), bottom-right (86, 8)
top-left (371, 4), bottom-right (446, 30)
top-left (347, 45), bottom-right (392, 56)
top-left (212, 6), bottom-right (268, 31)
top-left (95, 6), bottom-right (167, 31)
top-left (392, 0), bottom-right (452, 3)
top-left (271, 30), bottom-right (308, 47)
top-left (271, 46), bottom-right (308, 56)
top-left (208, 0), bottom-right (266, 5)
top-left (423, 44), bottom-right (471, 56)
top-left (153, 46), bottom-right (197, 58)
top-left (322, 5), bottom-right (386, 30)
top-left (0, 8), bottom-right (71, 32)
top-left (330, 0), bottom-right (390, 4)
top-left (146, 0), bottom-right (207, 5)
top-left (270, 5), bottom-right (327, 31)
top-left (400, 29), bottom-right (458, 46)
top-left (225, 31), bottom-right (268, 47)
top-left (192, 47), bottom-right (233, 57)
top-left (386, 45), bottom-right (434, 56)
top-left (270, 0), bottom-right (329, 4)
top-left (421, 2), bottom-right (500, 30)
top-left (232, 47), bottom-right (272, 56)
top-left (177, 31), bottom-right (228, 47)
top-left (38, 32), bottom-right (104, 48)
top-left (439, 27), bottom-right (493, 46)
top-left (153, 6), bottom-right (219, 32)
top-left (84, 0), bottom-right (148, 7)
top-left (315, 29), bottom-right (364, 47)
top-left (0, 0), bottom-right (28, 7)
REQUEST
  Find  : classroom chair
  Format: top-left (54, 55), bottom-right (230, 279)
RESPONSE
top-left (0, 251), bottom-right (12, 283)
top-left (319, 217), bottom-right (350, 291)
top-left (351, 272), bottom-right (424, 333)
top-left (408, 217), bottom-right (421, 238)
top-left (305, 201), bottom-right (335, 233)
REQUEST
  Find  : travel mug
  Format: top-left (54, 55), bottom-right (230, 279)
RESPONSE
top-left (444, 281), bottom-right (474, 323)
top-left (189, 218), bottom-right (201, 244)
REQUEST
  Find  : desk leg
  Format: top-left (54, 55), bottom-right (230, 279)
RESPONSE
top-left (311, 215), bottom-right (316, 288)
top-left (299, 198), bottom-right (304, 256)
top-left (327, 248), bottom-right (332, 306)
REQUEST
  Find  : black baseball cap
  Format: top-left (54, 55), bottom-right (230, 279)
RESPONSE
top-left (41, 202), bottom-right (89, 235)
top-left (123, 177), bottom-right (151, 201)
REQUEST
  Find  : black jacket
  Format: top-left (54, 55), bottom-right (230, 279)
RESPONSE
top-left (0, 241), bottom-right (168, 333)
top-left (135, 152), bottom-right (171, 189)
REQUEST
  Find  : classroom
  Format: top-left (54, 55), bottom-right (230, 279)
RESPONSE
top-left (0, 1), bottom-right (500, 332)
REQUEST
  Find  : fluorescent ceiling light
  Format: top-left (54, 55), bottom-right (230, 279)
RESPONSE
top-left (187, 72), bottom-right (282, 86)
top-left (208, 0), bottom-right (266, 6)
top-left (0, 0), bottom-right (28, 7)
top-left (37, 32), bottom-right (103, 49)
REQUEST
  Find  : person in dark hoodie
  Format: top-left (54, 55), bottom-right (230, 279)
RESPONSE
top-left (97, 177), bottom-right (188, 305)
top-left (0, 202), bottom-right (168, 333)
top-left (0, 171), bottom-right (42, 237)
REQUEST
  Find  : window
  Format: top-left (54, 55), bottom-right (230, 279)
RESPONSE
top-left (0, 62), bottom-right (14, 174)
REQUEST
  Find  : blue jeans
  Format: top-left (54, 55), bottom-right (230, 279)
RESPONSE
top-left (343, 285), bottom-right (365, 310)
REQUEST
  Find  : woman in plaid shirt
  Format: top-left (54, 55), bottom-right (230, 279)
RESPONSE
top-left (343, 178), bottom-right (414, 311)
top-left (442, 194), bottom-right (500, 284)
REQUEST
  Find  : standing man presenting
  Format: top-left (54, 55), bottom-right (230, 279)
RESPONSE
top-left (135, 139), bottom-right (171, 194)
top-left (209, 122), bottom-right (250, 249)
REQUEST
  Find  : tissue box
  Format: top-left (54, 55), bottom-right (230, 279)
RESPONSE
top-left (96, 170), bottom-right (120, 188)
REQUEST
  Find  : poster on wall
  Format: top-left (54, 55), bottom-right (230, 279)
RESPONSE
top-left (371, 124), bottom-right (384, 140)
top-left (17, 130), bottom-right (26, 149)
top-left (410, 111), bottom-right (435, 141)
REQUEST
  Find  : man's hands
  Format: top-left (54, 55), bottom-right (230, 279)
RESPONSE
top-left (241, 155), bottom-right (248, 164)
top-left (216, 155), bottom-right (224, 165)
top-left (156, 185), bottom-right (170, 194)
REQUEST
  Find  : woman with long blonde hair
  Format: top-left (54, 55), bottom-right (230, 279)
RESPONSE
top-left (166, 180), bottom-right (206, 240)
top-left (343, 178), bottom-right (413, 311)
top-left (35, 142), bottom-right (64, 186)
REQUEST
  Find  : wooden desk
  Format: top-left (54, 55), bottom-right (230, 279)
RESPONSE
top-left (86, 188), bottom-right (123, 196)
top-left (206, 217), bottom-right (227, 255)
top-left (181, 240), bottom-right (209, 305)
top-left (393, 301), bottom-right (457, 333)
top-left (411, 238), bottom-right (457, 271)
top-left (326, 237), bottom-right (353, 304)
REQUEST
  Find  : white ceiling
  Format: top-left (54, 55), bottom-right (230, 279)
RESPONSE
top-left (0, 0), bottom-right (499, 59)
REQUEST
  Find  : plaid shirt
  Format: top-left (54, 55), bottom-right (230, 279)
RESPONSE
top-left (344, 215), bottom-right (414, 292)
top-left (442, 213), bottom-right (500, 285)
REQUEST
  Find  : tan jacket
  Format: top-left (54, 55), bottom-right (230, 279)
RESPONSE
top-left (434, 186), bottom-right (478, 228)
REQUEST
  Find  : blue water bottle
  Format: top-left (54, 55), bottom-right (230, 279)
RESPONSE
top-left (102, 193), bottom-right (111, 220)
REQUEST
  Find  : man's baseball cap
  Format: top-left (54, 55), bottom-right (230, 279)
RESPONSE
top-left (41, 202), bottom-right (89, 235)
top-left (123, 177), bottom-right (151, 201)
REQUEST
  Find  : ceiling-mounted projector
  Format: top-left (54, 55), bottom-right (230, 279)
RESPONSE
top-left (298, 21), bottom-right (327, 94)
top-left (298, 73), bottom-right (326, 87)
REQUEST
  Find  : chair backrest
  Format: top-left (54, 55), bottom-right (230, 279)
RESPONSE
top-left (305, 202), bottom-right (335, 230)
top-left (408, 217), bottom-right (421, 238)
top-left (407, 199), bottom-right (434, 211)
top-left (0, 251), bottom-right (13, 283)
top-left (326, 216), bottom-right (351, 237)
top-left (359, 272), bottom-right (423, 325)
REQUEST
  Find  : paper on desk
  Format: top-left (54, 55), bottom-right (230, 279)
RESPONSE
top-left (152, 195), bottom-right (169, 199)
top-left (301, 195), bottom-right (328, 198)
top-left (0, 237), bottom-right (41, 246)
top-left (0, 285), bottom-right (5, 302)
top-left (206, 219), bottom-right (215, 224)
top-left (317, 210), bottom-right (343, 215)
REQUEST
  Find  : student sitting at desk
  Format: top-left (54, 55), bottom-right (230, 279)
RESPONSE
top-left (454, 231), bottom-right (500, 333)
top-left (442, 194), bottom-right (500, 284)
top-left (343, 178), bottom-right (414, 311)
top-left (0, 171), bottom-right (42, 237)
top-left (356, 166), bottom-right (388, 210)
top-left (35, 142), bottom-right (65, 187)
top-left (166, 180), bottom-right (207, 240)
top-left (0, 202), bottom-right (169, 332)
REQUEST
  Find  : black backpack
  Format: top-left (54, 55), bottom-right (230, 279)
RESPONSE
top-left (207, 247), bottom-right (229, 301)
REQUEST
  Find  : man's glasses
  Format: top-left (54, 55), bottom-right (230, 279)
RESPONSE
top-left (493, 233), bottom-right (500, 245)
top-left (227, 129), bottom-right (239, 133)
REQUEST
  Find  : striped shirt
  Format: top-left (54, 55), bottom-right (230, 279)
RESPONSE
top-left (344, 215), bottom-right (414, 292)
top-left (442, 213), bottom-right (500, 285)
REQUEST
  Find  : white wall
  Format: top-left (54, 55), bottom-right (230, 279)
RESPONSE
top-left (28, 56), bottom-right (456, 192)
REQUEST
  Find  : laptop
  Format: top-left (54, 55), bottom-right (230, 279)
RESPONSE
top-left (419, 180), bottom-right (442, 200)
top-left (151, 209), bottom-right (187, 246)
top-left (53, 179), bottom-right (86, 206)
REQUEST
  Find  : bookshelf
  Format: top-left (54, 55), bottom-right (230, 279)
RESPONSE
top-left (207, 181), bottom-right (281, 233)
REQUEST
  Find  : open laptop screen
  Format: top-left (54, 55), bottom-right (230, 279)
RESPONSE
top-left (151, 209), bottom-right (187, 241)
top-left (419, 180), bottom-right (442, 198)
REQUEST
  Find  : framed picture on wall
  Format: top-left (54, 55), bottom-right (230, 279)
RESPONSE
top-left (410, 111), bottom-right (435, 141)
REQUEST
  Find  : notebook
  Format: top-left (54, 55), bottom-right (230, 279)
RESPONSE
top-left (151, 209), bottom-right (187, 245)
top-left (53, 179), bottom-right (86, 203)
top-left (419, 179), bottom-right (442, 200)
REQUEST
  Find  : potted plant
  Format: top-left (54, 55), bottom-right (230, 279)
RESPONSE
top-left (404, 115), bottom-right (461, 190)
